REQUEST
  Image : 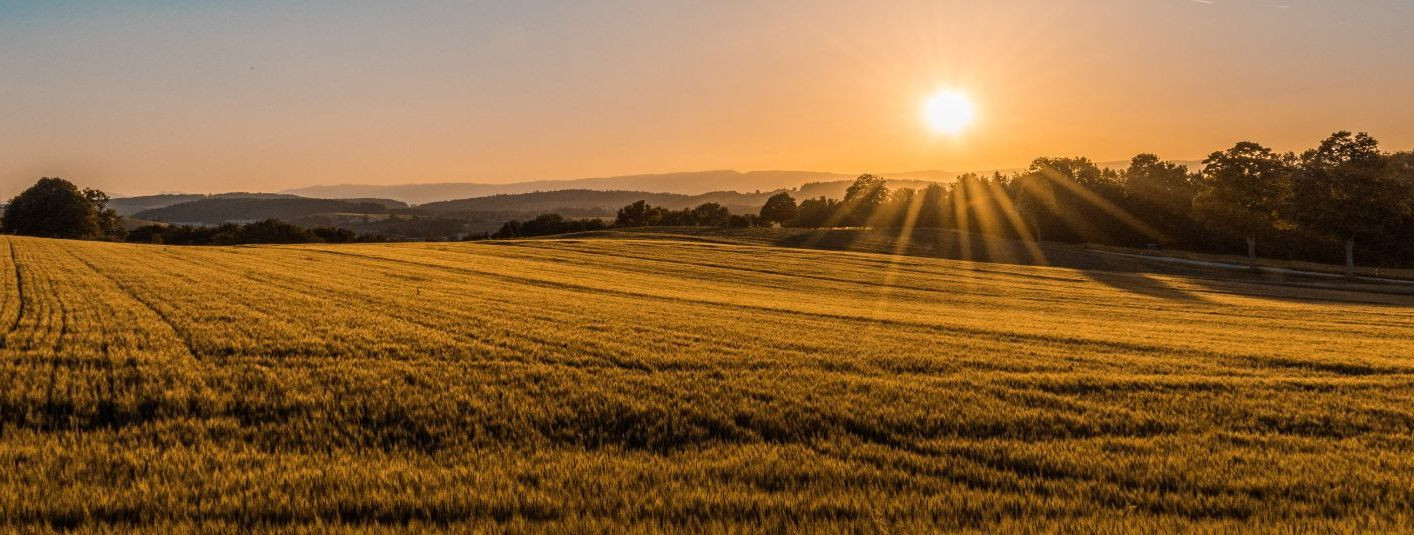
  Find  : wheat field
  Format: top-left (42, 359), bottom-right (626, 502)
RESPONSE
top-left (1, 235), bottom-right (1412, 532)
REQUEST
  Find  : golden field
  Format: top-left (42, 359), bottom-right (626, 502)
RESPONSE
top-left (1, 233), bottom-right (1412, 532)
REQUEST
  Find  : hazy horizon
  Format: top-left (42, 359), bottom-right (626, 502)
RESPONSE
top-left (4, 0), bottom-right (1413, 198)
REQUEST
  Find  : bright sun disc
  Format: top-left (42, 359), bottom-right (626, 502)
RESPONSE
top-left (923, 90), bottom-right (976, 135)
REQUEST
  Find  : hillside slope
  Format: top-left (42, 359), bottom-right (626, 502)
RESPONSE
top-left (282, 170), bottom-right (859, 203)
top-left (284, 170), bottom-right (958, 204)
top-left (417, 189), bottom-right (774, 216)
top-left (1, 236), bottom-right (1411, 530)
top-left (132, 197), bottom-right (407, 224)
top-left (108, 193), bottom-right (302, 216)
top-left (280, 162), bottom-right (1198, 205)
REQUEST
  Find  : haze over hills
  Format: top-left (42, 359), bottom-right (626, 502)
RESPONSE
top-left (282, 169), bottom-right (969, 205)
top-left (108, 160), bottom-right (1202, 234)
top-left (280, 162), bottom-right (1195, 205)
top-left (108, 193), bottom-right (303, 216)
top-left (130, 197), bottom-right (409, 225)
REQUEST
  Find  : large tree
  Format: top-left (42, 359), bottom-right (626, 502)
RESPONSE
top-left (915, 183), bottom-right (946, 229)
top-left (840, 174), bottom-right (889, 227)
top-left (1, 177), bottom-right (122, 240)
top-left (1019, 157), bottom-right (1139, 243)
top-left (757, 192), bottom-right (798, 226)
top-left (1193, 142), bottom-right (1293, 269)
top-left (1292, 132), bottom-right (1412, 275)
top-left (1124, 154), bottom-right (1195, 218)
top-left (1123, 154), bottom-right (1198, 245)
top-left (1011, 173), bottom-right (1058, 242)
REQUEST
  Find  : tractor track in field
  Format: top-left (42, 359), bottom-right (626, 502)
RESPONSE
top-left (59, 245), bottom-right (203, 362)
top-left (7, 239), bottom-right (25, 336)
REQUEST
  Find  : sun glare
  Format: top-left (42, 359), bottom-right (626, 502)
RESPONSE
top-left (923, 89), bottom-right (977, 136)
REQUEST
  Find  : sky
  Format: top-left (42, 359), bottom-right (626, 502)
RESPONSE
top-left (2, 0), bottom-right (1413, 197)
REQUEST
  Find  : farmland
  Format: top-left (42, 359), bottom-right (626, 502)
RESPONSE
top-left (1, 234), bottom-right (1413, 531)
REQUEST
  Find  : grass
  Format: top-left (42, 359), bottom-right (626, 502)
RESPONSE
top-left (1, 234), bottom-right (1412, 531)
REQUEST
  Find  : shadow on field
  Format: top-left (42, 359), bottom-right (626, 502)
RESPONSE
top-left (1079, 269), bottom-right (1209, 303)
top-left (545, 227), bottom-right (1414, 307)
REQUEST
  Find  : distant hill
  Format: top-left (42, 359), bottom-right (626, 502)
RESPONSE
top-left (419, 189), bottom-right (776, 217)
top-left (129, 162), bottom-right (1201, 227)
top-left (133, 197), bottom-right (407, 225)
top-left (282, 163), bottom-right (1201, 206)
top-left (285, 170), bottom-right (891, 205)
top-left (108, 193), bottom-right (308, 216)
top-left (416, 177), bottom-right (966, 217)
top-left (284, 170), bottom-right (858, 204)
top-left (109, 194), bottom-right (207, 216)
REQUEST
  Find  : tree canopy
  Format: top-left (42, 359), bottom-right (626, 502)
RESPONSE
top-left (1, 177), bottom-right (121, 240)
top-left (758, 192), bottom-right (798, 225)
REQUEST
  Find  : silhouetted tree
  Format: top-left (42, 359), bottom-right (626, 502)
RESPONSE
top-left (126, 224), bottom-right (169, 244)
top-left (220, 219), bottom-right (313, 244)
top-left (1019, 157), bottom-right (1134, 243)
top-left (615, 200), bottom-right (659, 227)
top-left (727, 214), bottom-right (760, 228)
top-left (81, 188), bottom-right (126, 240)
top-left (1291, 132), bottom-right (1411, 275)
top-left (876, 187), bottom-right (917, 228)
top-left (1011, 172), bottom-right (1058, 241)
top-left (689, 203), bottom-right (731, 227)
top-left (758, 192), bottom-right (798, 226)
top-left (790, 196), bottom-right (840, 228)
top-left (915, 183), bottom-right (947, 229)
top-left (311, 226), bottom-right (359, 243)
top-left (840, 174), bottom-right (889, 226)
top-left (1123, 154), bottom-right (1198, 245)
top-left (1193, 142), bottom-right (1293, 268)
top-left (1, 177), bottom-right (119, 240)
top-left (494, 213), bottom-right (608, 238)
top-left (947, 173), bottom-right (1017, 238)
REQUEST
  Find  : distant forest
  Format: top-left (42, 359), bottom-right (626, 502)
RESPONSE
top-left (495, 132), bottom-right (1414, 271)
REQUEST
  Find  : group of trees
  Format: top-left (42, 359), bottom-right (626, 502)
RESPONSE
top-left (490, 200), bottom-right (765, 238)
top-left (613, 200), bottom-right (761, 228)
top-left (752, 132), bottom-right (1414, 272)
top-left (125, 219), bottom-right (384, 246)
top-left (0, 177), bottom-right (387, 245)
top-left (0, 177), bottom-right (123, 240)
top-left (491, 213), bottom-right (609, 238)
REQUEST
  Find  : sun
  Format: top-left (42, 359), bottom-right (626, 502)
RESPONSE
top-left (922, 89), bottom-right (977, 135)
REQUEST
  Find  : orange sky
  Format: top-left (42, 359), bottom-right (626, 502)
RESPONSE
top-left (2, 0), bottom-right (1413, 197)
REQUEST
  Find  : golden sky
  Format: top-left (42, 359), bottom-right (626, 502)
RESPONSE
top-left (2, 0), bottom-right (1412, 197)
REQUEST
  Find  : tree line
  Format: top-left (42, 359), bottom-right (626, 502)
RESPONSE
top-left (494, 132), bottom-right (1414, 271)
top-left (126, 220), bottom-right (385, 245)
top-left (761, 131), bottom-right (1412, 272)
top-left (0, 177), bottom-right (385, 245)
top-left (490, 201), bottom-right (765, 238)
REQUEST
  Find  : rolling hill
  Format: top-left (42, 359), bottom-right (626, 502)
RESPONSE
top-left (132, 197), bottom-right (408, 225)
top-left (2, 234), bottom-right (1410, 530)
top-left (107, 192), bottom-right (302, 216)
top-left (279, 162), bottom-right (1199, 205)
top-left (282, 169), bottom-right (961, 204)
top-left (415, 179), bottom-right (960, 216)
top-left (417, 189), bottom-right (773, 216)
